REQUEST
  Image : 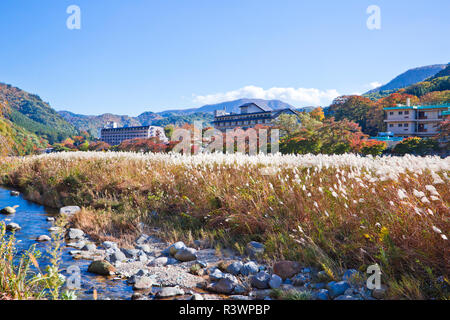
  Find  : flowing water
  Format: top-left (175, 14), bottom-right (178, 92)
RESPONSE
top-left (0, 187), bottom-right (133, 300)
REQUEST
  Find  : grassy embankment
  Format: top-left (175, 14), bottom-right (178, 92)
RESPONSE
top-left (0, 152), bottom-right (449, 299)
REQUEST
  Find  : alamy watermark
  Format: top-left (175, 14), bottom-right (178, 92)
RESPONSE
top-left (366, 264), bottom-right (382, 290)
top-left (366, 5), bottom-right (381, 30)
top-left (170, 121), bottom-right (280, 156)
top-left (66, 5), bottom-right (81, 30)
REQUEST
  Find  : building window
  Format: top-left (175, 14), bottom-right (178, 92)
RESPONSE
top-left (389, 112), bottom-right (394, 115)
top-left (398, 111), bottom-right (403, 115)
top-left (405, 111), bottom-right (409, 115)
top-left (398, 124), bottom-right (402, 127)
top-left (404, 123), bottom-right (409, 127)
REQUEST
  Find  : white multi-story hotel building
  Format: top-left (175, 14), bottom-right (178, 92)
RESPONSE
top-left (384, 101), bottom-right (449, 138)
top-left (100, 122), bottom-right (168, 145)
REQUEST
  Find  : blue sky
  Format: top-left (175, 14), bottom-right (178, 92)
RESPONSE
top-left (0, 0), bottom-right (448, 115)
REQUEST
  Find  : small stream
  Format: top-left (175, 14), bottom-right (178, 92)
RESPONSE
top-left (0, 187), bottom-right (134, 300)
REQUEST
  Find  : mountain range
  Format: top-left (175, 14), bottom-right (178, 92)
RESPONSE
top-left (1, 62), bottom-right (448, 154)
top-left (364, 64), bottom-right (448, 97)
top-left (58, 99), bottom-right (297, 137)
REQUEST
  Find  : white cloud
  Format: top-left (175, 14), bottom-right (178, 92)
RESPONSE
top-left (192, 85), bottom-right (340, 106)
top-left (368, 81), bottom-right (382, 89)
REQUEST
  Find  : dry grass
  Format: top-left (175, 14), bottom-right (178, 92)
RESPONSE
top-left (0, 151), bottom-right (449, 298)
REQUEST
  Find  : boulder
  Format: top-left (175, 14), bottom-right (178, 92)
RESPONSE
top-left (168, 241), bottom-right (187, 256)
top-left (241, 261), bottom-right (259, 276)
top-left (102, 241), bottom-right (118, 250)
top-left (209, 268), bottom-right (225, 281)
top-left (67, 228), bottom-right (84, 240)
top-left (82, 243), bottom-right (97, 251)
top-left (250, 271), bottom-right (271, 289)
top-left (246, 241), bottom-right (265, 257)
top-left (6, 223), bottom-right (21, 231)
top-left (87, 260), bottom-right (116, 276)
top-left (157, 286), bottom-right (185, 298)
top-left (174, 248), bottom-right (197, 262)
top-left (132, 276), bottom-right (155, 290)
top-left (326, 281), bottom-right (350, 298)
top-left (107, 251), bottom-right (127, 264)
top-left (148, 257), bottom-right (169, 267)
top-left (208, 278), bottom-right (235, 294)
top-left (46, 217), bottom-right (55, 222)
top-left (122, 248), bottom-right (140, 259)
top-left (10, 191), bottom-right (20, 196)
top-left (36, 235), bottom-right (51, 242)
top-left (59, 206), bottom-right (81, 216)
top-left (226, 261), bottom-right (244, 275)
top-left (273, 261), bottom-right (302, 280)
top-left (1, 206), bottom-right (16, 215)
top-left (268, 274), bottom-right (282, 289)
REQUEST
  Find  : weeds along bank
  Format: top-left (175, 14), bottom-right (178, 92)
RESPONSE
top-left (0, 152), bottom-right (449, 298)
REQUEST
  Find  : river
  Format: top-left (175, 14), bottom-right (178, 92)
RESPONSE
top-left (0, 187), bottom-right (134, 300)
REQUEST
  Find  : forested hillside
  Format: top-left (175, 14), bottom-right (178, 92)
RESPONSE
top-left (0, 83), bottom-right (77, 143)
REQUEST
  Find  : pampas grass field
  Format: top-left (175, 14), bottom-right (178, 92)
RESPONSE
top-left (1, 151), bottom-right (449, 299)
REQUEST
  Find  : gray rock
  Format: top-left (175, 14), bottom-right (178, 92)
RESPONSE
top-left (82, 243), bottom-right (97, 251)
top-left (174, 248), bottom-right (197, 262)
top-left (136, 244), bottom-right (151, 253)
top-left (208, 278), bottom-right (235, 294)
top-left (314, 289), bottom-right (329, 300)
top-left (148, 256), bottom-right (169, 266)
top-left (226, 261), bottom-right (243, 275)
top-left (59, 206), bottom-right (81, 216)
top-left (168, 241), bottom-right (187, 256)
top-left (250, 271), bottom-right (271, 289)
top-left (241, 261), bottom-right (259, 276)
top-left (122, 248), bottom-right (140, 259)
top-left (269, 274), bottom-right (282, 289)
top-left (107, 250), bottom-right (127, 263)
top-left (6, 223), bottom-right (21, 231)
top-left (67, 240), bottom-right (86, 249)
top-left (246, 241), bottom-right (265, 257)
top-left (233, 284), bottom-right (248, 295)
top-left (137, 253), bottom-right (149, 263)
top-left (46, 217), bottom-right (55, 222)
top-left (10, 191), bottom-right (20, 196)
top-left (210, 268), bottom-right (225, 281)
top-left (327, 281), bottom-right (350, 298)
top-left (1, 207), bottom-right (16, 215)
top-left (133, 276), bottom-right (155, 290)
top-left (102, 241), bottom-right (118, 250)
top-left (157, 286), bottom-right (185, 298)
top-left (67, 228), bottom-right (84, 240)
top-left (36, 235), bottom-right (51, 242)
